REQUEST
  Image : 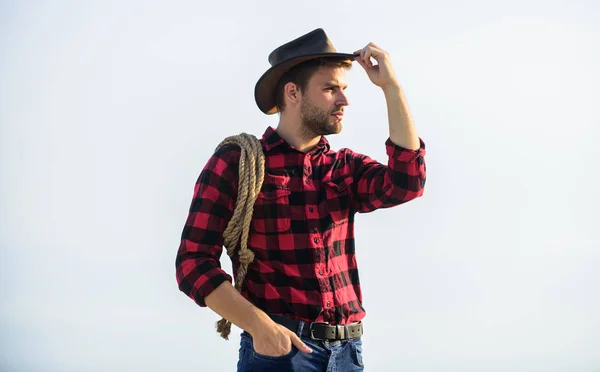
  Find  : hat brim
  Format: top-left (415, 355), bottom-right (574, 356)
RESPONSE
top-left (254, 52), bottom-right (357, 115)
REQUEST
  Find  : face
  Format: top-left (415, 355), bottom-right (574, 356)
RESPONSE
top-left (299, 66), bottom-right (349, 137)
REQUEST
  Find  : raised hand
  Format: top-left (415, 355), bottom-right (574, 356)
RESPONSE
top-left (354, 43), bottom-right (400, 91)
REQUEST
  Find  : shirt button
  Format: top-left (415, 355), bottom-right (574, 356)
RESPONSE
top-left (318, 269), bottom-right (324, 275)
top-left (313, 238), bottom-right (319, 243)
top-left (326, 301), bottom-right (331, 307)
top-left (309, 207), bottom-right (314, 212)
top-left (305, 179), bottom-right (310, 184)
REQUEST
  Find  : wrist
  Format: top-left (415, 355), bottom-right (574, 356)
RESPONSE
top-left (381, 80), bottom-right (402, 96)
top-left (247, 311), bottom-right (276, 337)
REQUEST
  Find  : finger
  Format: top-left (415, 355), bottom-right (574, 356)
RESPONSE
top-left (290, 333), bottom-right (313, 353)
top-left (355, 55), bottom-right (369, 71)
top-left (369, 45), bottom-right (389, 64)
top-left (368, 41), bottom-right (382, 50)
top-left (354, 43), bottom-right (368, 53)
top-left (363, 49), bottom-right (374, 67)
top-left (354, 46), bottom-right (374, 67)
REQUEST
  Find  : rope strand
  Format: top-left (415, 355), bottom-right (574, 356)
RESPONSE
top-left (213, 133), bottom-right (264, 340)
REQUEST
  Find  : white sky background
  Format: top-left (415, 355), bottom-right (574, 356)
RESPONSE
top-left (1, 0), bottom-right (599, 371)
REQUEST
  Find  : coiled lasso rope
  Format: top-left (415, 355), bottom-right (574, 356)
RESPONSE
top-left (214, 133), bottom-right (265, 340)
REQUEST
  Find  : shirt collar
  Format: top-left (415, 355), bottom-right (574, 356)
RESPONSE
top-left (261, 126), bottom-right (330, 155)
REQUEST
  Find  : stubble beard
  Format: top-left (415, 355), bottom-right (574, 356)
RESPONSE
top-left (299, 97), bottom-right (342, 138)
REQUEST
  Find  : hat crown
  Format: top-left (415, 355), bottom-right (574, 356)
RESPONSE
top-left (268, 28), bottom-right (338, 66)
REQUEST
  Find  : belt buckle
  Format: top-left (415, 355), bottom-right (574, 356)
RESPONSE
top-left (309, 322), bottom-right (329, 341)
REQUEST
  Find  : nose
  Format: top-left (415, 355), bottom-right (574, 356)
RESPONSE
top-left (336, 90), bottom-right (350, 107)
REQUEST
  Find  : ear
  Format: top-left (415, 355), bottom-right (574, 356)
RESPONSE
top-left (284, 82), bottom-right (301, 106)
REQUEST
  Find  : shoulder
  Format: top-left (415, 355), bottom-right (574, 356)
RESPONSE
top-left (213, 143), bottom-right (242, 162)
top-left (213, 132), bottom-right (264, 164)
top-left (202, 143), bottom-right (242, 179)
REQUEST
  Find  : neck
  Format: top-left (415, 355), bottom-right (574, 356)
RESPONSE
top-left (276, 111), bottom-right (321, 153)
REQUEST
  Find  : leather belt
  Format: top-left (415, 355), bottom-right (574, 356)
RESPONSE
top-left (268, 314), bottom-right (363, 341)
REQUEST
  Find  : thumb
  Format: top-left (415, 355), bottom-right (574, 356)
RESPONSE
top-left (354, 56), bottom-right (372, 73)
top-left (289, 332), bottom-right (313, 354)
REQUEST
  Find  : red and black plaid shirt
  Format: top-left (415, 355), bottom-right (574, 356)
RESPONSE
top-left (176, 126), bottom-right (426, 325)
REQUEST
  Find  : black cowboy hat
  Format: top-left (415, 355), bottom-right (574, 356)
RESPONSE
top-left (254, 28), bottom-right (356, 115)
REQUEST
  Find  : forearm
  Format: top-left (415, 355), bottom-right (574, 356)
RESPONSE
top-left (351, 82), bottom-right (426, 212)
top-left (205, 281), bottom-right (273, 336)
top-left (383, 83), bottom-right (420, 150)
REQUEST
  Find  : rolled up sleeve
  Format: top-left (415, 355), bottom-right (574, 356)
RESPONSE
top-left (352, 137), bottom-right (426, 213)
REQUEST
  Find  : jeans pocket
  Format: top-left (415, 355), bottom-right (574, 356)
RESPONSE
top-left (241, 332), bottom-right (298, 362)
top-left (237, 337), bottom-right (252, 371)
top-left (351, 339), bottom-right (365, 367)
top-left (253, 345), bottom-right (297, 361)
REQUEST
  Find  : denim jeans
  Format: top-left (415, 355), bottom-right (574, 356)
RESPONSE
top-left (236, 321), bottom-right (365, 372)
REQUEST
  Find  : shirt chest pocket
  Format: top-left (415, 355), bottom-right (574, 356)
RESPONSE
top-left (252, 174), bottom-right (291, 234)
top-left (323, 176), bottom-right (354, 226)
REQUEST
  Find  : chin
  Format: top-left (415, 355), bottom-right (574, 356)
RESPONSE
top-left (327, 122), bottom-right (343, 135)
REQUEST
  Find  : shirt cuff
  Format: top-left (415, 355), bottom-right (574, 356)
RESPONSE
top-left (194, 270), bottom-right (233, 307)
top-left (385, 137), bottom-right (426, 163)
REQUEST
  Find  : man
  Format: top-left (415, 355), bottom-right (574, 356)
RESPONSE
top-left (175, 28), bottom-right (426, 371)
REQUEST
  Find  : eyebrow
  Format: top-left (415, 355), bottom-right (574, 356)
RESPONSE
top-left (324, 83), bottom-right (348, 90)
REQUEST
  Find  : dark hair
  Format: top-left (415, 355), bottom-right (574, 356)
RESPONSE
top-left (274, 57), bottom-right (352, 113)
